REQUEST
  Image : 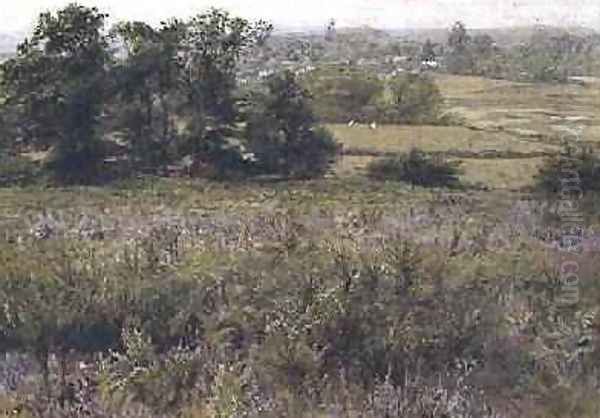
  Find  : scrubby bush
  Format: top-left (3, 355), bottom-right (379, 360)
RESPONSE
top-left (365, 374), bottom-right (501, 418)
top-left (2, 202), bottom-right (600, 417)
top-left (300, 65), bottom-right (383, 123)
top-left (377, 73), bottom-right (444, 124)
top-left (99, 326), bottom-right (209, 414)
top-left (367, 148), bottom-right (462, 188)
top-left (245, 71), bottom-right (338, 179)
top-left (535, 145), bottom-right (600, 194)
top-left (0, 154), bottom-right (41, 186)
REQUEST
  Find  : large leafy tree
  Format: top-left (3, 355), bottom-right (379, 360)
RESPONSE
top-left (178, 9), bottom-right (272, 159)
top-left (446, 21), bottom-right (474, 74)
top-left (0, 4), bottom-right (110, 183)
top-left (420, 39), bottom-right (437, 62)
top-left (245, 71), bottom-right (338, 178)
top-left (110, 20), bottom-right (186, 169)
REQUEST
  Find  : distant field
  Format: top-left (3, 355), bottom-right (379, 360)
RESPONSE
top-left (327, 124), bottom-right (557, 155)
top-left (327, 74), bottom-right (600, 190)
top-left (435, 73), bottom-right (600, 143)
top-left (336, 154), bottom-right (546, 190)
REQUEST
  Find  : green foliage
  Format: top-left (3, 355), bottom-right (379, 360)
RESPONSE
top-left (0, 6), bottom-right (274, 184)
top-left (367, 148), bottom-right (462, 188)
top-left (1, 193), bottom-right (599, 416)
top-left (108, 20), bottom-right (184, 170)
top-left (99, 326), bottom-right (205, 414)
top-left (445, 21), bottom-right (475, 75)
top-left (0, 4), bottom-right (110, 184)
top-left (378, 73), bottom-right (444, 124)
top-left (515, 39), bottom-right (569, 82)
top-left (300, 65), bottom-right (383, 123)
top-left (177, 9), bottom-right (272, 159)
top-left (107, 11), bottom-right (272, 176)
top-left (245, 71), bottom-right (338, 178)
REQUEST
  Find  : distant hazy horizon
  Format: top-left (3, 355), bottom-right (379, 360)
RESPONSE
top-left (2, 0), bottom-right (600, 34)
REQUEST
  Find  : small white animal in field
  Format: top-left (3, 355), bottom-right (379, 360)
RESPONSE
top-left (369, 122), bottom-right (377, 130)
top-left (348, 120), bottom-right (355, 127)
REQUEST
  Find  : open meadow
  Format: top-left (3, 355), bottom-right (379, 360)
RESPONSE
top-left (330, 73), bottom-right (600, 190)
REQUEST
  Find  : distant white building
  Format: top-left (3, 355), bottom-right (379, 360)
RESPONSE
top-left (258, 69), bottom-right (275, 79)
top-left (421, 59), bottom-right (439, 69)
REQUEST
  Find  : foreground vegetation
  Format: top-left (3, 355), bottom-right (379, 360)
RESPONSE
top-left (0, 178), bottom-right (599, 418)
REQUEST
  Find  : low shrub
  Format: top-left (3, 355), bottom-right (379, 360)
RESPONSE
top-left (535, 145), bottom-right (600, 194)
top-left (0, 154), bottom-right (41, 186)
top-left (367, 149), bottom-right (462, 188)
top-left (377, 73), bottom-right (445, 125)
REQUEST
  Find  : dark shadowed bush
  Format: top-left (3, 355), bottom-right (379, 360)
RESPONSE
top-left (535, 145), bottom-right (600, 194)
top-left (0, 154), bottom-right (41, 186)
top-left (245, 71), bottom-right (338, 179)
top-left (367, 148), bottom-right (462, 188)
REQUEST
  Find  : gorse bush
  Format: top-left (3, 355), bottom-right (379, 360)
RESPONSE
top-left (2, 201), bottom-right (600, 417)
top-left (367, 148), bottom-right (462, 188)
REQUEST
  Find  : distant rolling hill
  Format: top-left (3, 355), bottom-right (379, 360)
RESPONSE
top-left (386, 25), bottom-right (598, 47)
top-left (278, 24), bottom-right (599, 49)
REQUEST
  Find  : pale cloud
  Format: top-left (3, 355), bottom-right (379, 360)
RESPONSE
top-left (1, 0), bottom-right (599, 32)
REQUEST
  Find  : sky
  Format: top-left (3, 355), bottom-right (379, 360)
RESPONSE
top-left (2, 0), bottom-right (600, 33)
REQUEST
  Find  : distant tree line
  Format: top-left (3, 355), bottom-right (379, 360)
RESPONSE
top-left (440, 21), bottom-right (600, 82)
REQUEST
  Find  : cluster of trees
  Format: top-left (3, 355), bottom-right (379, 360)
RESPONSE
top-left (0, 4), bottom-right (337, 184)
top-left (301, 66), bottom-right (445, 125)
top-left (512, 31), bottom-right (595, 82)
top-left (432, 21), bottom-right (503, 77)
